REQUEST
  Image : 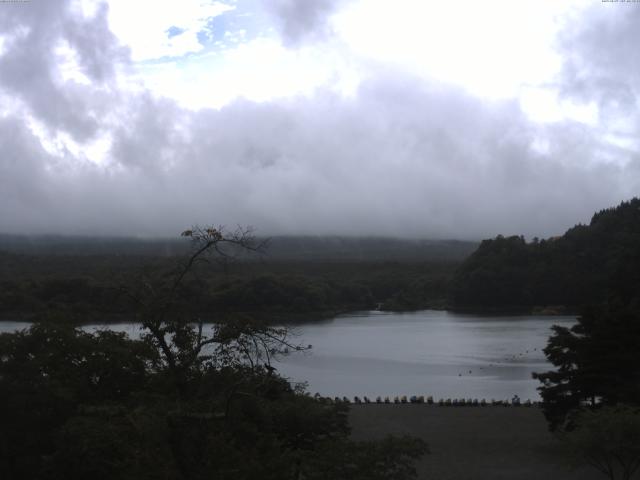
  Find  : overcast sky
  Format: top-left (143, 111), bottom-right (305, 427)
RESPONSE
top-left (0, 0), bottom-right (638, 239)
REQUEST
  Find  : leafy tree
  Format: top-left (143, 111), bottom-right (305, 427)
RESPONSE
top-left (560, 405), bottom-right (640, 480)
top-left (0, 226), bottom-right (428, 480)
top-left (452, 198), bottom-right (640, 310)
top-left (0, 323), bottom-right (156, 480)
top-left (533, 302), bottom-right (640, 431)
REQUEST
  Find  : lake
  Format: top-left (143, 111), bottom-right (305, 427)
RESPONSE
top-left (274, 310), bottom-right (575, 401)
top-left (0, 310), bottom-right (575, 401)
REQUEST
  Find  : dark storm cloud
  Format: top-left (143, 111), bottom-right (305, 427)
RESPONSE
top-left (261, 0), bottom-right (347, 45)
top-left (0, 0), bottom-right (637, 239)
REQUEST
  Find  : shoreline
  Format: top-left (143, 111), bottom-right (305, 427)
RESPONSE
top-left (0, 305), bottom-right (578, 325)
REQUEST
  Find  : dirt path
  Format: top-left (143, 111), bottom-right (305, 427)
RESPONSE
top-left (349, 404), bottom-right (603, 480)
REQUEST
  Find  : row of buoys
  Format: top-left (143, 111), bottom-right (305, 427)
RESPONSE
top-left (312, 394), bottom-right (539, 407)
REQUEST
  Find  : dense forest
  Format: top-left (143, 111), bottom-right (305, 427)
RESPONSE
top-left (451, 198), bottom-right (640, 311)
top-left (0, 237), bottom-right (472, 323)
top-left (3, 199), bottom-right (640, 320)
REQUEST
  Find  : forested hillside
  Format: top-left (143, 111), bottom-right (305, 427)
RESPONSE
top-left (0, 241), bottom-right (463, 322)
top-left (451, 198), bottom-right (640, 311)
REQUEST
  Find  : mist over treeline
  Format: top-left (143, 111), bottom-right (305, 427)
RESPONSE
top-left (0, 234), bottom-right (477, 261)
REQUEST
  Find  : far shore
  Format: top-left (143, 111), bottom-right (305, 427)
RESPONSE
top-left (0, 305), bottom-right (578, 325)
top-left (446, 305), bottom-right (578, 316)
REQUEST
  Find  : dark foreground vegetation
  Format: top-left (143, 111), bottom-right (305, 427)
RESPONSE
top-left (531, 297), bottom-right (640, 478)
top-left (0, 228), bottom-right (427, 480)
top-left (0, 323), bottom-right (426, 480)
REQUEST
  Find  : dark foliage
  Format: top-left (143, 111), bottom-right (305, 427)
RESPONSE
top-left (0, 226), bottom-right (428, 479)
top-left (0, 255), bottom-right (459, 322)
top-left (0, 324), bottom-right (156, 480)
top-left (559, 405), bottom-right (640, 480)
top-left (533, 301), bottom-right (640, 431)
top-left (452, 198), bottom-right (640, 310)
top-left (0, 323), bottom-right (428, 480)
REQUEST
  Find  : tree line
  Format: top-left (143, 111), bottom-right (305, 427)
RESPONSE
top-left (0, 254), bottom-right (457, 322)
top-left (451, 198), bottom-right (640, 311)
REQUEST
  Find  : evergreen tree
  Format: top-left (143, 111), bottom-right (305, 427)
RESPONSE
top-left (533, 301), bottom-right (640, 431)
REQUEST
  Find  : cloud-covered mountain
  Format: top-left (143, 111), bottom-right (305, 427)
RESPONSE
top-left (0, 0), bottom-right (638, 239)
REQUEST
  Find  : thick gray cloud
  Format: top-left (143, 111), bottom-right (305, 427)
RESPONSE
top-left (558, 5), bottom-right (640, 124)
top-left (0, 1), bottom-right (637, 239)
top-left (552, 4), bottom-right (640, 208)
top-left (262, 0), bottom-right (347, 46)
top-left (0, 0), bottom-right (128, 141)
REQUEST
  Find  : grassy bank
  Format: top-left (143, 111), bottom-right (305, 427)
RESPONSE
top-left (349, 404), bottom-right (601, 480)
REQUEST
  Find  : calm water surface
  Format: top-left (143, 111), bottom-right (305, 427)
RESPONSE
top-left (0, 310), bottom-right (575, 401)
top-left (275, 310), bottom-right (575, 401)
